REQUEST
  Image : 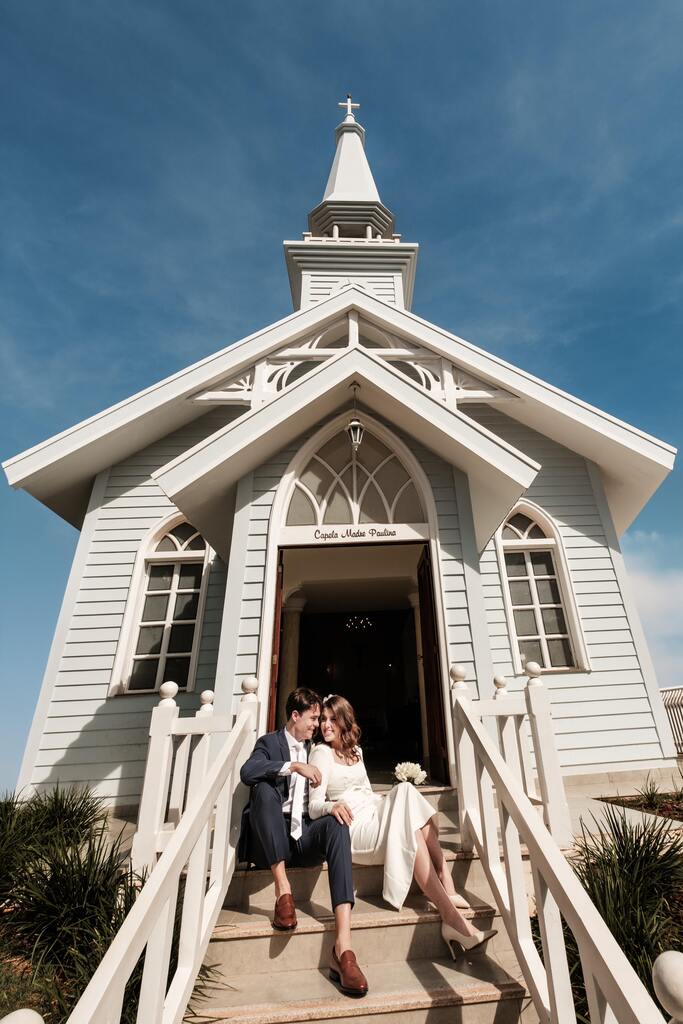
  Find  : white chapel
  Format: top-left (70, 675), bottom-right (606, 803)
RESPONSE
top-left (5, 99), bottom-right (677, 806)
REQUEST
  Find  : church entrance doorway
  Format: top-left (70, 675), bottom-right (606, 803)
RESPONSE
top-left (267, 542), bottom-right (449, 784)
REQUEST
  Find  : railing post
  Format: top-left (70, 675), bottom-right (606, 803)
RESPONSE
top-left (523, 662), bottom-right (573, 848)
top-left (450, 664), bottom-right (477, 852)
top-left (493, 674), bottom-right (537, 802)
top-left (132, 682), bottom-right (180, 875)
top-left (168, 691), bottom-right (214, 826)
top-left (653, 951), bottom-right (683, 1024)
top-left (196, 689), bottom-right (215, 717)
top-left (229, 676), bottom-right (260, 854)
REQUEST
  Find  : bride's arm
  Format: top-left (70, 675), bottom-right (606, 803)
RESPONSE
top-left (308, 746), bottom-right (335, 819)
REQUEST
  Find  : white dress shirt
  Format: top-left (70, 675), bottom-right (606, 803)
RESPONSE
top-left (279, 729), bottom-right (309, 820)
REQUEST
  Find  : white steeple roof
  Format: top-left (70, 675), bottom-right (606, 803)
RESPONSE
top-left (308, 96), bottom-right (395, 239)
top-left (322, 97), bottom-right (381, 203)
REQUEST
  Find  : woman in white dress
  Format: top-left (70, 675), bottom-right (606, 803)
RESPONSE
top-left (309, 694), bottom-right (496, 956)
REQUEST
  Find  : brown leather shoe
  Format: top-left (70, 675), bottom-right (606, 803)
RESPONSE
top-left (329, 946), bottom-right (368, 997)
top-left (272, 893), bottom-right (297, 931)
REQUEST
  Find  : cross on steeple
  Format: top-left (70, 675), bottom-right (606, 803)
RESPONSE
top-left (338, 94), bottom-right (360, 119)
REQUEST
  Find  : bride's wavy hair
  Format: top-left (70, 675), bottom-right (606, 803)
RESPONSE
top-left (320, 694), bottom-right (362, 762)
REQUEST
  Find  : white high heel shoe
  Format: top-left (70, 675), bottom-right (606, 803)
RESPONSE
top-left (449, 892), bottom-right (470, 910)
top-left (441, 922), bottom-right (497, 959)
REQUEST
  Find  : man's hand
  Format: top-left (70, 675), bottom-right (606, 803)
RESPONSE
top-left (330, 801), bottom-right (354, 826)
top-left (291, 762), bottom-right (322, 786)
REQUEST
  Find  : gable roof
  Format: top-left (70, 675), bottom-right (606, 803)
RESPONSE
top-left (3, 286), bottom-right (675, 535)
top-left (152, 346), bottom-right (540, 555)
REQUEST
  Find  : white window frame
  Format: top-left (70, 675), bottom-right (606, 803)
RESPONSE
top-left (495, 501), bottom-right (590, 677)
top-left (108, 514), bottom-right (212, 696)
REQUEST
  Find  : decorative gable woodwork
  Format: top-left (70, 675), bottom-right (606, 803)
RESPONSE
top-left (190, 314), bottom-right (516, 410)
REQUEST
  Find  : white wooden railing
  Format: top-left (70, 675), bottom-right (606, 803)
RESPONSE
top-left (452, 662), bottom-right (668, 1024)
top-left (130, 679), bottom-right (257, 874)
top-left (60, 678), bottom-right (257, 1024)
top-left (661, 686), bottom-right (683, 756)
top-left (5, 667), bottom-right (682, 1024)
top-left (460, 661), bottom-right (574, 849)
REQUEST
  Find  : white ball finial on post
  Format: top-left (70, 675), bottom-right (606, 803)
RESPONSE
top-left (159, 681), bottom-right (179, 706)
top-left (241, 676), bottom-right (259, 703)
top-left (524, 661), bottom-right (543, 686)
top-left (449, 664), bottom-right (467, 692)
top-left (493, 675), bottom-right (508, 698)
top-left (653, 951), bottom-right (683, 1024)
top-left (197, 690), bottom-right (215, 717)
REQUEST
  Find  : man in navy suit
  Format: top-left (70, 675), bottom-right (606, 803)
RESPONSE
top-left (238, 686), bottom-right (368, 996)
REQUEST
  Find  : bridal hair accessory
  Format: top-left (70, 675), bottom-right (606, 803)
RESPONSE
top-left (322, 694), bottom-right (338, 704)
top-left (394, 761), bottom-right (427, 786)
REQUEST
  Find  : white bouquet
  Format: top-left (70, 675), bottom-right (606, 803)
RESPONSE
top-left (394, 761), bottom-right (427, 786)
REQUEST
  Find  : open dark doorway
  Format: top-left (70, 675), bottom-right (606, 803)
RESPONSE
top-left (268, 542), bottom-right (450, 784)
top-left (298, 608), bottom-right (423, 772)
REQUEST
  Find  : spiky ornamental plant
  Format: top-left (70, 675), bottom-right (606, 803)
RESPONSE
top-left (25, 786), bottom-right (108, 846)
top-left (533, 803), bottom-right (683, 1022)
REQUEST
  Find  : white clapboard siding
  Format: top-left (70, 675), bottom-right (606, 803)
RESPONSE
top-left (228, 421), bottom-right (474, 713)
top-left (306, 274), bottom-right (397, 306)
top-left (464, 402), bottom-right (667, 770)
top-left (29, 408), bottom-right (240, 806)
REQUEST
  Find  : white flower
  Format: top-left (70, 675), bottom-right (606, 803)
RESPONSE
top-left (393, 761), bottom-right (427, 786)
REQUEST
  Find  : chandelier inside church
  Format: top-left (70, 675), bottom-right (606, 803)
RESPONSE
top-left (345, 615), bottom-right (373, 632)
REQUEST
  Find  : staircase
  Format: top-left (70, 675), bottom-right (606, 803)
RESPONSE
top-left (29, 674), bottom-right (670, 1024)
top-left (191, 786), bottom-right (535, 1023)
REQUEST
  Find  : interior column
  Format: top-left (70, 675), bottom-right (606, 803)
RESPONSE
top-left (408, 590), bottom-right (431, 773)
top-left (276, 595), bottom-right (307, 726)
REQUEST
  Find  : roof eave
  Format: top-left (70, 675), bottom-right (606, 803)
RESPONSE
top-left (153, 347), bottom-right (540, 556)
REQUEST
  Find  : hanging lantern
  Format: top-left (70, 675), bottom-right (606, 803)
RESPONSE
top-left (346, 414), bottom-right (364, 452)
top-left (346, 382), bottom-right (364, 453)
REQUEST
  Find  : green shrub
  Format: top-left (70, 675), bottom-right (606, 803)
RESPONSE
top-left (533, 802), bottom-right (683, 1021)
top-left (0, 786), bottom-right (218, 1023)
top-left (24, 786), bottom-right (107, 846)
top-left (636, 773), bottom-right (665, 813)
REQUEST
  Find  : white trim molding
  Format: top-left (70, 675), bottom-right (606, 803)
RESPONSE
top-left (152, 345), bottom-right (539, 556)
top-left (495, 499), bottom-right (590, 678)
top-left (108, 512), bottom-right (213, 697)
top-left (257, 412), bottom-right (457, 778)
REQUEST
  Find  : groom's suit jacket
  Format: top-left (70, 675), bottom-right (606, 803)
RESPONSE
top-left (237, 729), bottom-right (310, 863)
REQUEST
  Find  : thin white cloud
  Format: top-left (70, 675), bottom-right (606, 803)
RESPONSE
top-left (623, 532), bottom-right (683, 688)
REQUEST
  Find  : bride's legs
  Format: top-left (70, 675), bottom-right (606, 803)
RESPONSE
top-left (421, 818), bottom-right (457, 896)
top-left (413, 829), bottom-right (476, 934)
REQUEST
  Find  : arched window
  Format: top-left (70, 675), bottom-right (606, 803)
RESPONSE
top-left (497, 508), bottom-right (587, 673)
top-left (125, 521), bottom-right (210, 693)
top-left (285, 429), bottom-right (425, 527)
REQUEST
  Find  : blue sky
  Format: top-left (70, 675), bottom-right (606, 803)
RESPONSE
top-left (2, 1), bottom-right (682, 790)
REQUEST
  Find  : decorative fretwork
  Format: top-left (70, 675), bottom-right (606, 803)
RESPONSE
top-left (190, 316), bottom-right (515, 407)
top-left (286, 429), bottom-right (425, 528)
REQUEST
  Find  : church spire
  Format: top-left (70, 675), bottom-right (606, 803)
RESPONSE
top-left (308, 96), bottom-right (395, 239)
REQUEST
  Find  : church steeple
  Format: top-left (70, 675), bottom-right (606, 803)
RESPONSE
top-left (283, 97), bottom-right (418, 311)
top-left (308, 96), bottom-right (395, 239)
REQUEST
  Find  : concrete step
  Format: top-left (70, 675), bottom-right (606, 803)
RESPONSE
top-left (370, 783), bottom-right (459, 813)
top-left (226, 845), bottom-right (525, 911)
top-left (210, 894), bottom-right (502, 974)
top-left (191, 955), bottom-right (534, 1023)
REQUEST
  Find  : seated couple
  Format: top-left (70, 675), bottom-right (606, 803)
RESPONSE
top-left (238, 687), bottom-right (496, 997)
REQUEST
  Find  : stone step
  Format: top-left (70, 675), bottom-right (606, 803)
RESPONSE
top-left (370, 783), bottom-right (459, 813)
top-left (226, 845), bottom-right (526, 910)
top-left (190, 955), bottom-right (533, 1024)
top-left (210, 894), bottom-right (502, 974)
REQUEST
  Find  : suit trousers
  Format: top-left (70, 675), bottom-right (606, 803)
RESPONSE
top-left (247, 781), bottom-right (354, 909)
